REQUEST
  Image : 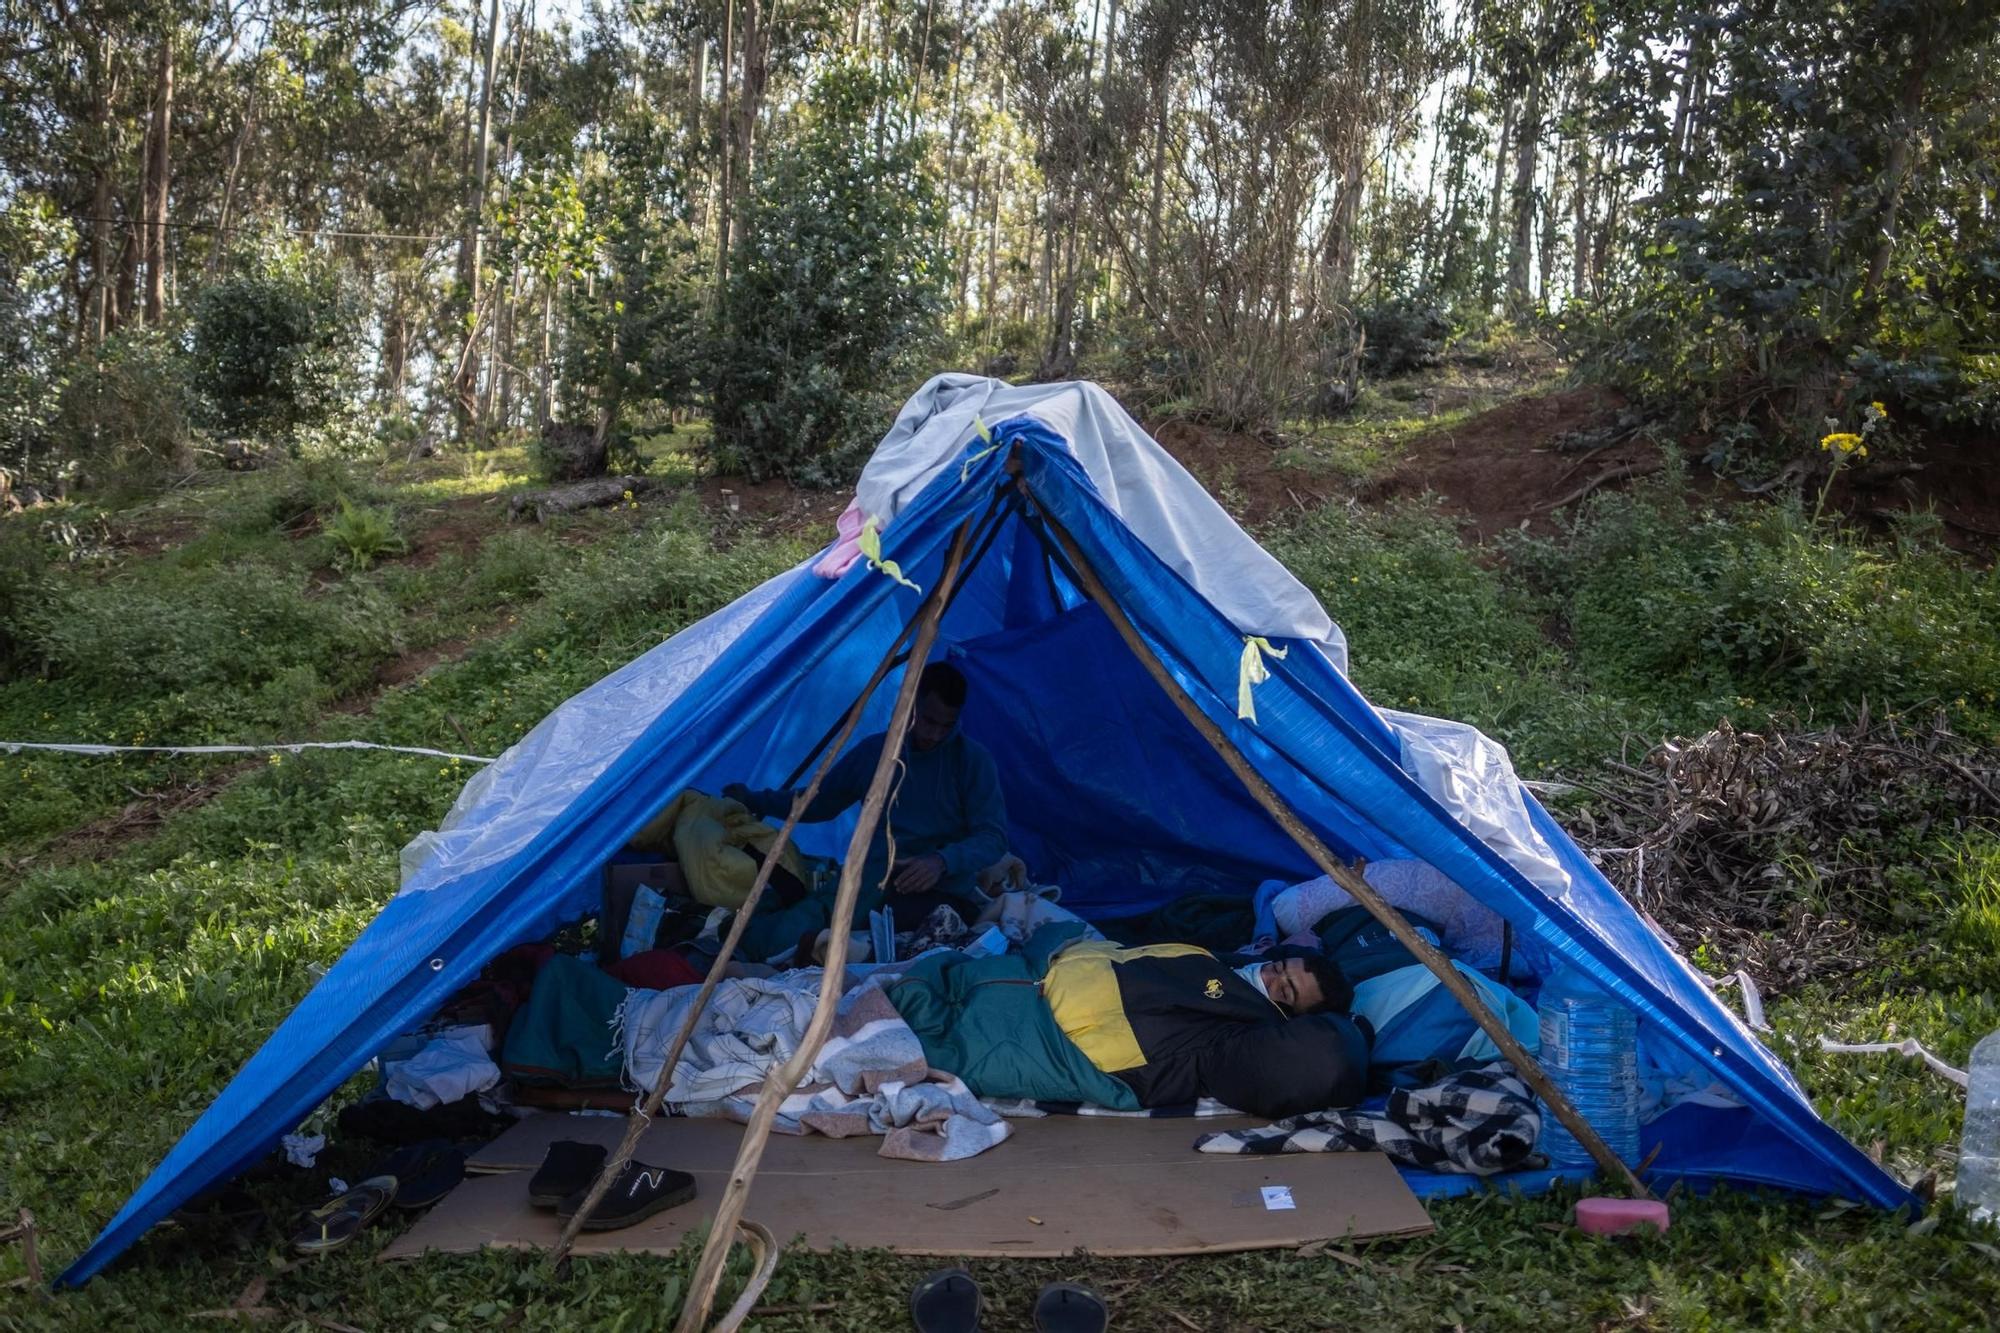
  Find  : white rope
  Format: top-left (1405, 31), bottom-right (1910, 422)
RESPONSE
top-left (0, 739), bottom-right (495, 764)
top-left (1816, 1035), bottom-right (1969, 1089)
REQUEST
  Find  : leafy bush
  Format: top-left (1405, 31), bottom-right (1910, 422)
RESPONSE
top-left (221, 457), bottom-right (387, 536)
top-left (0, 193), bottom-right (72, 471)
top-left (19, 560), bottom-right (399, 702)
top-left (0, 517), bottom-right (52, 673)
top-left (710, 63), bottom-right (950, 485)
top-left (1507, 476), bottom-right (2000, 733)
top-left (553, 119), bottom-right (705, 476)
top-left (1359, 298), bottom-right (1451, 378)
top-left (325, 499), bottom-right (407, 570)
top-left (190, 243), bottom-right (361, 448)
top-left (50, 329), bottom-right (196, 490)
top-left (469, 529), bottom-right (562, 605)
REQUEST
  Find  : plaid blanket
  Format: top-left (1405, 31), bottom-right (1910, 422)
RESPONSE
top-left (1192, 1063), bottom-right (1541, 1175)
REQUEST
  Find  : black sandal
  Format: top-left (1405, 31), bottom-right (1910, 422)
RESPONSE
top-left (1033, 1281), bottom-right (1108, 1333)
top-left (911, 1267), bottom-right (982, 1333)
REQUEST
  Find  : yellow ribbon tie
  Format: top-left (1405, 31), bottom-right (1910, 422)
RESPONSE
top-left (960, 417), bottom-right (1000, 482)
top-left (1237, 636), bottom-right (1289, 724)
top-left (857, 516), bottom-right (921, 593)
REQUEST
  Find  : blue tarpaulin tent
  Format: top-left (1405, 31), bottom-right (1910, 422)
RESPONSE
top-left (61, 378), bottom-right (1909, 1286)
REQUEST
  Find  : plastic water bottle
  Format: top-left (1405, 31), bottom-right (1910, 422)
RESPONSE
top-left (1960, 1029), bottom-right (2000, 1222)
top-left (1536, 967), bottom-right (1641, 1168)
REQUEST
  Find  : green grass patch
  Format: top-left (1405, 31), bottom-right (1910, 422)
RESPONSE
top-left (4, 445), bottom-right (2000, 1324)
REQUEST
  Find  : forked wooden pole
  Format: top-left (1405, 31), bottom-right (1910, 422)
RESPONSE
top-left (546, 512), bottom-right (986, 1272)
top-left (672, 518), bottom-right (975, 1332)
top-left (1028, 495), bottom-right (1651, 1199)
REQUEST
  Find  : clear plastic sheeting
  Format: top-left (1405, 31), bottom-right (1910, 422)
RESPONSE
top-left (1378, 708), bottom-right (1572, 902)
top-left (850, 374), bottom-right (1351, 674)
top-left (398, 567), bottom-right (802, 894)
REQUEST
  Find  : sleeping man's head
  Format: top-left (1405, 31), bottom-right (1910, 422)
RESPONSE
top-left (1256, 954), bottom-right (1352, 1016)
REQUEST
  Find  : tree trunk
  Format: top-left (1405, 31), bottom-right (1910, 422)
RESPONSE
top-left (1322, 132), bottom-right (1366, 309)
top-left (208, 91), bottom-right (256, 278)
top-left (715, 0), bottom-right (735, 293)
top-left (1147, 73), bottom-right (1167, 281)
top-left (1863, 48), bottom-right (1933, 306)
top-left (911, 0), bottom-right (937, 130)
top-left (115, 214), bottom-right (139, 329)
top-left (1507, 75), bottom-right (1542, 309)
top-left (734, 0), bottom-right (768, 249)
top-left (456, 0), bottom-right (503, 440)
top-left (144, 31), bottom-right (173, 326)
top-left (1665, 17), bottom-right (1711, 190)
top-left (1571, 122), bottom-right (1591, 302)
top-left (88, 38), bottom-right (116, 345)
top-left (539, 284), bottom-right (555, 427)
top-left (1481, 99), bottom-right (1514, 312)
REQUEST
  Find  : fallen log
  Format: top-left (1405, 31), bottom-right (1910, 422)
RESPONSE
top-left (507, 475), bottom-right (652, 522)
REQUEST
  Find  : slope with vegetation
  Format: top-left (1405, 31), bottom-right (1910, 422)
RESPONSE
top-left (5, 360), bottom-right (2000, 1325)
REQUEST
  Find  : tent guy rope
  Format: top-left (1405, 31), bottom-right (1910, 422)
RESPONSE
top-left (0, 739), bottom-right (495, 763)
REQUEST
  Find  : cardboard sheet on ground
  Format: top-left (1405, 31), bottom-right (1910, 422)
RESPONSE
top-left (384, 1111), bottom-right (1433, 1261)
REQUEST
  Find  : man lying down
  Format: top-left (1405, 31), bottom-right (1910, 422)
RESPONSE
top-left (885, 920), bottom-right (1371, 1120)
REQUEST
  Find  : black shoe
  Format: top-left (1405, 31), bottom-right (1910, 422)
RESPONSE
top-left (555, 1161), bottom-right (697, 1232)
top-left (528, 1140), bottom-right (607, 1209)
top-left (380, 1141), bottom-right (466, 1210)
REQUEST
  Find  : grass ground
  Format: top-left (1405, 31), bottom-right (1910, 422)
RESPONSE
top-left (4, 414), bottom-right (2000, 1329)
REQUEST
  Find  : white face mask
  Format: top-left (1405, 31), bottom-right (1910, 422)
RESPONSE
top-left (1235, 960), bottom-right (1270, 999)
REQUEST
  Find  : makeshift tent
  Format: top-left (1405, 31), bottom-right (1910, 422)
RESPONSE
top-left (60, 375), bottom-right (1910, 1286)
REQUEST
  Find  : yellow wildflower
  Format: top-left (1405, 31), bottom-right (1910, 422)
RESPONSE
top-left (1821, 432), bottom-right (1863, 453)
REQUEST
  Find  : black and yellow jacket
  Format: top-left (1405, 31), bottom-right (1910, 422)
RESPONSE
top-left (1036, 930), bottom-right (1371, 1118)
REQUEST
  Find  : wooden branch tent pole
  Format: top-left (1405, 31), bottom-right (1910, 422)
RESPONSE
top-left (547, 511), bottom-right (989, 1274)
top-left (1026, 492), bottom-right (1651, 1199)
top-left (673, 516), bottom-right (977, 1332)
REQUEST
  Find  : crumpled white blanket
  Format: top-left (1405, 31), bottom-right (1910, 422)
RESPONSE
top-left (617, 972), bottom-right (1010, 1161)
top-left (620, 971), bottom-right (821, 1104)
top-left (381, 1029), bottom-right (500, 1110)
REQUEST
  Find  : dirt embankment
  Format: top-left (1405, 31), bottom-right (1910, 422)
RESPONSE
top-left (1151, 384), bottom-right (2000, 553)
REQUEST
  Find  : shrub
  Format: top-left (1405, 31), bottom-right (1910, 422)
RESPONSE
top-left (709, 62), bottom-right (950, 485)
top-left (1359, 298), bottom-right (1451, 378)
top-left (20, 561), bottom-right (400, 700)
top-left (50, 329), bottom-right (196, 490)
top-left (190, 243), bottom-right (361, 448)
top-left (1508, 477), bottom-right (2000, 733)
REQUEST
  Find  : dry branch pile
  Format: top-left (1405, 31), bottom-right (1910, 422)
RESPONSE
top-left (1568, 709), bottom-right (2000, 992)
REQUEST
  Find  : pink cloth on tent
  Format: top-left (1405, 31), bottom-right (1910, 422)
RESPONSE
top-left (814, 500), bottom-right (869, 579)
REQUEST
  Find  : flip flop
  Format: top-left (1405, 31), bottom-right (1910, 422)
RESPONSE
top-left (378, 1142), bottom-right (466, 1210)
top-left (290, 1175), bottom-right (397, 1255)
top-left (1033, 1281), bottom-right (1108, 1333)
top-left (910, 1267), bottom-right (981, 1333)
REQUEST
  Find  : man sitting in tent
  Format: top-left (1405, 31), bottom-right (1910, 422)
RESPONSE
top-left (724, 661), bottom-right (1008, 962)
top-left (888, 922), bottom-right (1370, 1118)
